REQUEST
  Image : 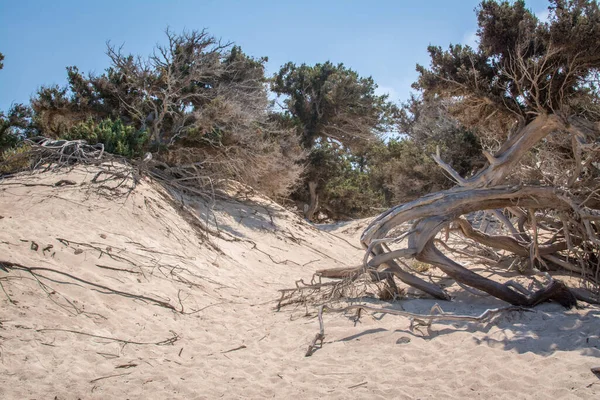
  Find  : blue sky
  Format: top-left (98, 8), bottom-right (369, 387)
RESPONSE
top-left (0, 0), bottom-right (550, 111)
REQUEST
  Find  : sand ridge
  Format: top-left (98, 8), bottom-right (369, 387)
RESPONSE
top-left (0, 165), bottom-right (599, 399)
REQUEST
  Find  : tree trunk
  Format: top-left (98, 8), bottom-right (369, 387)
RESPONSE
top-left (304, 181), bottom-right (319, 221)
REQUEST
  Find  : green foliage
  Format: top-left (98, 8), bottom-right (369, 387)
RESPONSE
top-left (0, 104), bottom-right (32, 156)
top-left (0, 144), bottom-right (32, 174)
top-left (272, 61), bottom-right (400, 219)
top-left (288, 92), bottom-right (483, 220)
top-left (323, 172), bottom-right (385, 219)
top-left (368, 138), bottom-right (451, 204)
top-left (0, 116), bottom-right (20, 154)
top-left (398, 96), bottom-right (483, 179)
top-left (21, 29), bottom-right (304, 198)
top-left (368, 97), bottom-right (483, 205)
top-left (415, 0), bottom-right (600, 133)
top-left (272, 61), bottom-right (398, 150)
top-left (297, 142), bottom-right (386, 219)
top-left (63, 118), bottom-right (149, 158)
top-left (31, 30), bottom-right (271, 147)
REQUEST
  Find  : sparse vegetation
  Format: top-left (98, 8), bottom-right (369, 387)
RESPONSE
top-left (0, 28), bottom-right (482, 216)
top-left (3, 4), bottom-right (600, 393)
top-left (0, 31), bottom-right (305, 199)
top-left (63, 118), bottom-right (149, 158)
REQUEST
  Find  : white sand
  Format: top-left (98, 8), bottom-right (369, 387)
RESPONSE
top-left (0, 165), bottom-right (599, 399)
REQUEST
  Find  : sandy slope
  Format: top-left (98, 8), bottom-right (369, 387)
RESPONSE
top-left (0, 165), bottom-right (599, 399)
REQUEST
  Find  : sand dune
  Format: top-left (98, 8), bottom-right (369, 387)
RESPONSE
top-left (1, 165), bottom-right (599, 399)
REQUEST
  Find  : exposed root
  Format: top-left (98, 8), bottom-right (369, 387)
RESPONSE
top-left (305, 303), bottom-right (533, 356)
top-left (36, 328), bottom-right (180, 346)
top-left (0, 260), bottom-right (180, 312)
top-left (277, 271), bottom-right (405, 311)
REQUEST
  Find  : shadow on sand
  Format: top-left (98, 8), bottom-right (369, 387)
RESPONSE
top-left (332, 294), bottom-right (600, 358)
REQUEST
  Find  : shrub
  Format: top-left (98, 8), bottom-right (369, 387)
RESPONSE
top-left (63, 118), bottom-right (149, 158)
top-left (0, 144), bottom-right (32, 174)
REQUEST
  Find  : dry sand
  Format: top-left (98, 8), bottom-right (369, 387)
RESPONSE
top-left (0, 165), bottom-right (599, 399)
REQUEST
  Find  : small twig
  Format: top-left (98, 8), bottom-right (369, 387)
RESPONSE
top-left (221, 345), bottom-right (247, 354)
top-left (348, 381), bottom-right (368, 389)
top-left (0, 279), bottom-right (15, 304)
top-left (115, 363), bottom-right (138, 369)
top-left (36, 328), bottom-right (180, 346)
top-left (95, 264), bottom-right (141, 275)
top-left (302, 259), bottom-right (321, 267)
top-left (54, 179), bottom-right (76, 187)
top-left (305, 305), bottom-right (325, 357)
top-left (90, 372), bottom-right (132, 383)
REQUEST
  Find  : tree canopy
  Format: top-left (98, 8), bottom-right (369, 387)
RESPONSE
top-left (416, 0), bottom-right (600, 134)
top-left (4, 30), bottom-right (304, 199)
top-left (271, 61), bottom-right (400, 220)
top-left (32, 29), bottom-right (270, 147)
top-left (272, 61), bottom-right (398, 150)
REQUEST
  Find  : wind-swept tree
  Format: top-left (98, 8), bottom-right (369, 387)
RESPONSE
top-left (414, 0), bottom-right (600, 189)
top-left (272, 62), bottom-right (398, 220)
top-left (313, 0), bottom-right (600, 307)
top-left (27, 29), bottom-right (304, 198)
top-left (33, 30), bottom-right (269, 145)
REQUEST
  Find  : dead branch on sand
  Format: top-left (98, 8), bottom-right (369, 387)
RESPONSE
top-left (284, 113), bottom-right (600, 357)
top-left (36, 328), bottom-right (180, 346)
top-left (1, 260), bottom-right (180, 312)
top-left (305, 303), bottom-right (533, 356)
top-left (290, 115), bottom-right (600, 313)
